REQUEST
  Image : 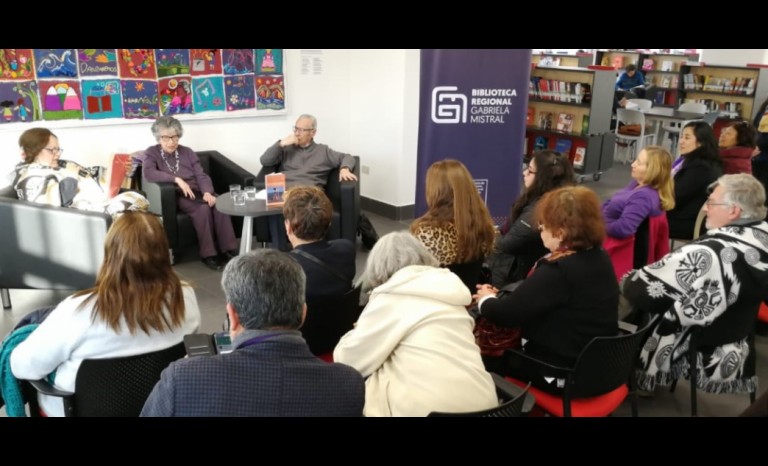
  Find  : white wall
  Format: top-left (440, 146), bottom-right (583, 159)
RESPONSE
top-left (1, 49), bottom-right (420, 208)
top-left (700, 49), bottom-right (767, 66)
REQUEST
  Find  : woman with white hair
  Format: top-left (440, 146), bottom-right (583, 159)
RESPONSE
top-left (333, 231), bottom-right (497, 417)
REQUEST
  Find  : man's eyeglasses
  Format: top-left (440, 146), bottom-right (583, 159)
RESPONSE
top-left (160, 135), bottom-right (180, 142)
top-left (706, 198), bottom-right (732, 208)
top-left (44, 147), bottom-right (64, 155)
top-left (293, 126), bottom-right (315, 133)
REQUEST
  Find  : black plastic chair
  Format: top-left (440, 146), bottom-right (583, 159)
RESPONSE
top-left (447, 258), bottom-right (485, 292)
top-left (669, 326), bottom-right (758, 417)
top-left (428, 374), bottom-right (533, 417)
top-left (301, 286), bottom-right (362, 356)
top-left (26, 342), bottom-right (185, 417)
top-left (504, 317), bottom-right (657, 417)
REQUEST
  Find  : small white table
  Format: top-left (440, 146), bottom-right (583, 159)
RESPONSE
top-left (215, 195), bottom-right (282, 255)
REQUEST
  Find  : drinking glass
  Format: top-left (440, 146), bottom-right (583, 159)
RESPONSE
top-left (229, 184), bottom-right (242, 198)
top-left (245, 186), bottom-right (257, 201)
top-left (232, 189), bottom-right (245, 206)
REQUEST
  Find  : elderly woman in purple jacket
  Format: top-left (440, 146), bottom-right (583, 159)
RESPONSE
top-left (602, 146), bottom-right (675, 239)
top-left (142, 116), bottom-right (238, 271)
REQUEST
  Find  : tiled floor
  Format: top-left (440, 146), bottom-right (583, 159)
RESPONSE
top-left (3, 162), bottom-right (766, 416)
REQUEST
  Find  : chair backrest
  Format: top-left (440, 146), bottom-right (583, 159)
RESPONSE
top-left (301, 286), bottom-right (362, 355)
top-left (678, 102), bottom-right (707, 114)
top-left (70, 342), bottom-right (186, 416)
top-left (693, 203), bottom-right (707, 240)
top-left (568, 320), bottom-right (654, 399)
top-left (428, 382), bottom-right (531, 417)
top-left (626, 99), bottom-right (653, 111)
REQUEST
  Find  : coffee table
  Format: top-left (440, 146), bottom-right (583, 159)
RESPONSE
top-left (216, 194), bottom-right (283, 255)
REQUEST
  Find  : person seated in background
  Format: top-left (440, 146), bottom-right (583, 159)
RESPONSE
top-left (10, 212), bottom-right (201, 417)
top-left (410, 159), bottom-right (496, 289)
top-left (12, 127), bottom-right (148, 216)
top-left (141, 249), bottom-right (365, 417)
top-left (259, 113), bottom-right (358, 188)
top-left (751, 96), bottom-right (768, 203)
top-left (284, 186), bottom-right (355, 301)
top-left (616, 64), bottom-right (646, 94)
top-left (668, 121), bottom-right (723, 239)
top-left (719, 120), bottom-right (757, 175)
top-left (485, 150), bottom-right (574, 288)
top-left (474, 186), bottom-right (619, 395)
top-left (603, 146), bottom-right (674, 239)
top-left (623, 174), bottom-right (768, 394)
top-left (142, 116), bottom-right (238, 271)
top-left (334, 232), bottom-right (497, 417)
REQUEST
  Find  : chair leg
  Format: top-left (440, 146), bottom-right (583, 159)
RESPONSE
top-left (1, 288), bottom-right (10, 309)
top-left (689, 340), bottom-right (698, 417)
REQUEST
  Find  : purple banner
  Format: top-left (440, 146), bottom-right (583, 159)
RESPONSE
top-left (416, 49), bottom-right (532, 225)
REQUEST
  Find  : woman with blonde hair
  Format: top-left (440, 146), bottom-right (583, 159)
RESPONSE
top-left (11, 212), bottom-right (200, 417)
top-left (410, 159), bottom-right (496, 287)
top-left (602, 145), bottom-right (675, 239)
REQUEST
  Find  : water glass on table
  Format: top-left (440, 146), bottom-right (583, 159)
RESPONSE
top-left (245, 186), bottom-right (257, 201)
top-left (229, 184), bottom-right (241, 198)
top-left (232, 189), bottom-right (246, 206)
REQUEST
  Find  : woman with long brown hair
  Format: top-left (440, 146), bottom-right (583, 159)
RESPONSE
top-left (11, 212), bottom-right (200, 416)
top-left (410, 159), bottom-right (496, 283)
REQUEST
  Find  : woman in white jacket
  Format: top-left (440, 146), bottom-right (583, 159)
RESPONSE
top-left (334, 231), bottom-right (496, 417)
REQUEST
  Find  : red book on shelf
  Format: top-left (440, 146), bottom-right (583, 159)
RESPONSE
top-left (571, 140), bottom-right (587, 168)
top-left (526, 106), bottom-right (535, 126)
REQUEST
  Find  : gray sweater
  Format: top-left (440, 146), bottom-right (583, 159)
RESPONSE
top-left (260, 140), bottom-right (355, 187)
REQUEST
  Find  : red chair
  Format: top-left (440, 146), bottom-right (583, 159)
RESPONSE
top-left (503, 318), bottom-right (656, 417)
top-left (316, 352), bottom-right (334, 363)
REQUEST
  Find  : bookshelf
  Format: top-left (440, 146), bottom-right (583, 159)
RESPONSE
top-left (595, 50), bottom-right (642, 72)
top-left (526, 65), bottom-right (616, 181)
top-left (531, 52), bottom-right (594, 68)
top-left (679, 63), bottom-right (768, 121)
top-left (641, 52), bottom-right (700, 108)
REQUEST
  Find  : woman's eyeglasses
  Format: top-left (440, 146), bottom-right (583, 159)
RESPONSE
top-left (44, 147), bottom-right (64, 155)
top-left (160, 135), bottom-right (180, 142)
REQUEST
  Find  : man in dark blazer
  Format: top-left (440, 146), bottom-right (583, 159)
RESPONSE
top-left (140, 249), bottom-right (365, 417)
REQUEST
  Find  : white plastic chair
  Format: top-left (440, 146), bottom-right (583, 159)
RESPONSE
top-left (662, 102), bottom-right (708, 154)
top-left (615, 109), bottom-right (655, 164)
top-left (626, 99), bottom-right (653, 112)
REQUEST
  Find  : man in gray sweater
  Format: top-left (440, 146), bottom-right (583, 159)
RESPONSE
top-left (259, 114), bottom-right (358, 250)
top-left (260, 114), bottom-right (358, 188)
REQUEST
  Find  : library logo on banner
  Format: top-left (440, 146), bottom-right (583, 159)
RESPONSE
top-left (431, 86), bottom-right (516, 125)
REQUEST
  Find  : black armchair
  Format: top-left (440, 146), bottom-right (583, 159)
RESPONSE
top-left (141, 150), bottom-right (255, 256)
top-left (255, 155), bottom-right (361, 243)
top-left (0, 185), bottom-right (111, 309)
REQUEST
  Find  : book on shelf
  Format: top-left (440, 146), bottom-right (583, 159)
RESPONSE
top-left (641, 58), bottom-right (654, 71)
top-left (612, 56), bottom-right (624, 69)
top-left (265, 172), bottom-right (286, 207)
top-left (556, 113), bottom-right (575, 133)
top-left (573, 146), bottom-right (586, 169)
top-left (533, 136), bottom-right (549, 151)
top-left (526, 106), bottom-right (535, 126)
top-left (538, 112), bottom-right (553, 130)
top-left (554, 138), bottom-right (572, 156)
top-left (538, 56), bottom-right (561, 67)
top-left (661, 61), bottom-right (674, 72)
top-left (581, 115), bottom-right (590, 135)
top-left (601, 55), bottom-right (610, 66)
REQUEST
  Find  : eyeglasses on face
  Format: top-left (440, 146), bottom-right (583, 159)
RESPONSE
top-left (705, 198), bottom-right (732, 207)
top-left (523, 164), bottom-right (536, 175)
top-left (293, 126), bottom-right (315, 133)
top-left (160, 135), bottom-right (180, 142)
top-left (44, 147), bottom-right (64, 155)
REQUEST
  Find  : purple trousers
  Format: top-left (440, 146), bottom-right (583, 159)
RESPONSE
top-left (177, 195), bottom-right (237, 258)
